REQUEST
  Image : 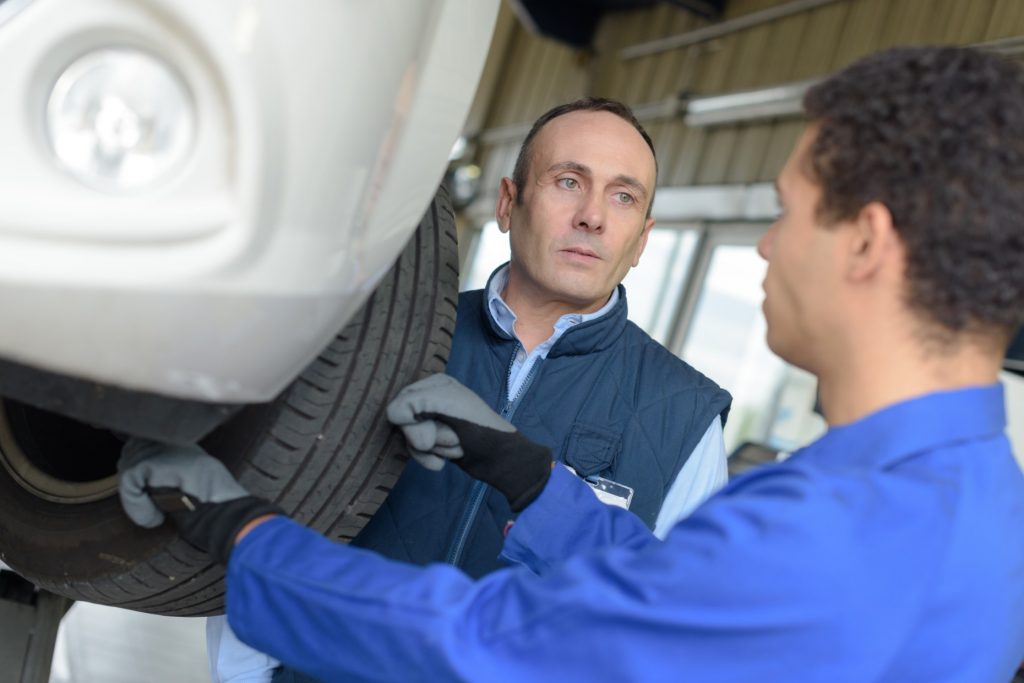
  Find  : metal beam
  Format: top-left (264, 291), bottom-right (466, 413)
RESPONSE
top-left (679, 34), bottom-right (1024, 127)
top-left (974, 35), bottom-right (1024, 57)
top-left (684, 79), bottom-right (814, 127)
top-left (653, 182), bottom-right (778, 221)
top-left (621, 0), bottom-right (845, 60)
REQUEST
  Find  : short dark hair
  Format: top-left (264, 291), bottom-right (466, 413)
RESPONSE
top-left (803, 46), bottom-right (1024, 342)
top-left (511, 97), bottom-right (658, 217)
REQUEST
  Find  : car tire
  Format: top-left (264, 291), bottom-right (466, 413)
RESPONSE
top-left (0, 185), bottom-right (458, 616)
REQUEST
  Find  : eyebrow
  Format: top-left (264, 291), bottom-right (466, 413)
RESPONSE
top-left (548, 161), bottom-right (590, 177)
top-left (547, 161), bottom-right (650, 202)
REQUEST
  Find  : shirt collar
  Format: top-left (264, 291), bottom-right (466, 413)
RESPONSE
top-left (793, 383), bottom-right (1007, 470)
top-left (486, 263), bottom-right (620, 344)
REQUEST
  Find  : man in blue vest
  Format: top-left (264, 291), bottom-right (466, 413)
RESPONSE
top-left (121, 45), bottom-right (1024, 682)
top-left (206, 97), bottom-right (731, 681)
top-left (353, 97), bottom-right (731, 573)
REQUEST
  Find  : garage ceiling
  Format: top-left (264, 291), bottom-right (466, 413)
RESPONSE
top-left (509, 0), bottom-right (726, 49)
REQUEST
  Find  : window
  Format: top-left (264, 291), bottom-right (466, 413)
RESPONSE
top-left (671, 226), bottom-right (825, 454)
top-left (461, 220), bottom-right (506, 292)
top-left (621, 228), bottom-right (698, 344)
top-left (461, 221), bottom-right (699, 344)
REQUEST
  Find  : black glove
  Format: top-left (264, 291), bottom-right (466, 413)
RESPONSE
top-left (387, 374), bottom-right (552, 512)
top-left (118, 438), bottom-right (283, 565)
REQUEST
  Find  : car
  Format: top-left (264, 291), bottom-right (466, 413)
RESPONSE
top-left (0, 0), bottom-right (499, 616)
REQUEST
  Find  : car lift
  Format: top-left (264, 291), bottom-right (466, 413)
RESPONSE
top-left (0, 569), bottom-right (71, 683)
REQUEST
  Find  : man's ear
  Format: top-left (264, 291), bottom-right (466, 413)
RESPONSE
top-left (496, 178), bottom-right (516, 234)
top-left (846, 201), bottom-right (898, 282)
top-left (631, 216), bottom-right (656, 267)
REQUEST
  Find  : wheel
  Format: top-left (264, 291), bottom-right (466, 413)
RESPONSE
top-left (0, 186), bottom-right (458, 616)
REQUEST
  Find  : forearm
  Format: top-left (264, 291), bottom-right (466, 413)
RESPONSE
top-left (226, 516), bottom-right (482, 682)
top-left (225, 514), bottom-right (665, 683)
top-left (223, 477), bottom-right (820, 683)
top-left (501, 465), bottom-right (658, 574)
top-left (226, 513), bottom-right (657, 682)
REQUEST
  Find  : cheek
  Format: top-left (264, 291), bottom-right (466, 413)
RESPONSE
top-left (510, 230), bottom-right (551, 272)
top-left (614, 232), bottom-right (638, 262)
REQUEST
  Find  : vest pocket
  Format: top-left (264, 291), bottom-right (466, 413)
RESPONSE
top-left (560, 423), bottom-right (621, 478)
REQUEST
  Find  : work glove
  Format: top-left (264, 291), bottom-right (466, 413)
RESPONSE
top-left (387, 374), bottom-right (552, 512)
top-left (118, 438), bottom-right (283, 565)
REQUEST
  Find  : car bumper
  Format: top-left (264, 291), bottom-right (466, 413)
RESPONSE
top-left (0, 0), bottom-right (497, 402)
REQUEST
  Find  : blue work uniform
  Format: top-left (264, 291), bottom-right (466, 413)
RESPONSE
top-left (225, 385), bottom-right (1024, 682)
top-left (210, 265), bottom-right (730, 682)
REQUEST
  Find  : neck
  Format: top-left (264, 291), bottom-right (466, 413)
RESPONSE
top-left (500, 275), bottom-right (612, 353)
top-left (817, 332), bottom-right (1001, 426)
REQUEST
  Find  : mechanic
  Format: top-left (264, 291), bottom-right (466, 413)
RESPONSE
top-left (208, 97), bottom-right (731, 681)
top-left (120, 46), bottom-right (1024, 682)
top-left (357, 97), bottom-right (731, 569)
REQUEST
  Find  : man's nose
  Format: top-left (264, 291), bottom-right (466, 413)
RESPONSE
top-left (757, 224), bottom-right (776, 260)
top-left (573, 192), bottom-right (605, 232)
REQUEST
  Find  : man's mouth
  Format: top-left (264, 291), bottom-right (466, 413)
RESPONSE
top-left (561, 246), bottom-right (601, 260)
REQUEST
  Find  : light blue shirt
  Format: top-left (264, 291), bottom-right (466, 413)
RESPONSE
top-left (207, 615), bottom-right (277, 683)
top-left (208, 266), bottom-right (727, 681)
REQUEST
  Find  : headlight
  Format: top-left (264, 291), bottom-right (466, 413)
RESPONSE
top-left (46, 49), bottom-right (195, 192)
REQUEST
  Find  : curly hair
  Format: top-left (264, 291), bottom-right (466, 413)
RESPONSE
top-left (511, 97), bottom-right (658, 217)
top-left (803, 46), bottom-right (1024, 340)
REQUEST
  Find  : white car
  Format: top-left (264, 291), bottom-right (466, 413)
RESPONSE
top-left (0, 0), bottom-right (498, 615)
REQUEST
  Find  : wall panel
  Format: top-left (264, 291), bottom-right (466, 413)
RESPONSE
top-left (465, 0), bottom-right (1024, 219)
top-left (987, 0), bottom-right (1024, 41)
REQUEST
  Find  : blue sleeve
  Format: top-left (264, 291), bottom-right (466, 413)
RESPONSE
top-left (652, 415), bottom-right (728, 538)
top-left (225, 465), bottom-right (880, 683)
top-left (500, 464), bottom-right (660, 574)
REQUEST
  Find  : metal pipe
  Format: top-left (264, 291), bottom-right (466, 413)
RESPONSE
top-left (684, 78), bottom-right (815, 127)
top-left (620, 0), bottom-right (845, 60)
top-left (680, 33), bottom-right (1024, 127)
top-left (974, 35), bottom-right (1024, 56)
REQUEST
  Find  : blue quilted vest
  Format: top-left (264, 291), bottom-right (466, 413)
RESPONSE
top-left (353, 278), bottom-right (731, 579)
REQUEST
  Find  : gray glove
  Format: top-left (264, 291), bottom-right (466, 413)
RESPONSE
top-left (119, 438), bottom-right (249, 527)
top-left (388, 410), bottom-right (464, 472)
top-left (118, 438), bottom-right (283, 564)
top-left (387, 374), bottom-right (552, 512)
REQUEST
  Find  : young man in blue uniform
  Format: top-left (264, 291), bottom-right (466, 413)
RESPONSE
top-left (206, 96), bottom-right (731, 681)
top-left (121, 46), bottom-right (1024, 682)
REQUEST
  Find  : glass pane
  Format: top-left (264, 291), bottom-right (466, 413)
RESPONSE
top-left (460, 221), bottom-right (699, 344)
top-left (678, 244), bottom-right (826, 454)
top-left (1003, 371), bottom-right (1024, 471)
top-left (461, 220), bottom-right (508, 292)
top-left (621, 229), bottom-right (698, 344)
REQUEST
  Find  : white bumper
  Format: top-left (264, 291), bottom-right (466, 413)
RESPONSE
top-left (0, 0), bottom-right (497, 402)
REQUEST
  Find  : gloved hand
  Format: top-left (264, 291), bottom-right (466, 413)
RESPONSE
top-left (387, 374), bottom-right (552, 512)
top-left (118, 438), bottom-right (283, 565)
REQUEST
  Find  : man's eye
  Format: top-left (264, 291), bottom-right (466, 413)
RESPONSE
top-left (616, 192), bottom-right (635, 205)
top-left (558, 178), bottom-right (579, 190)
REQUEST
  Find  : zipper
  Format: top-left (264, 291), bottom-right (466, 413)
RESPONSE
top-left (445, 345), bottom-right (542, 567)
